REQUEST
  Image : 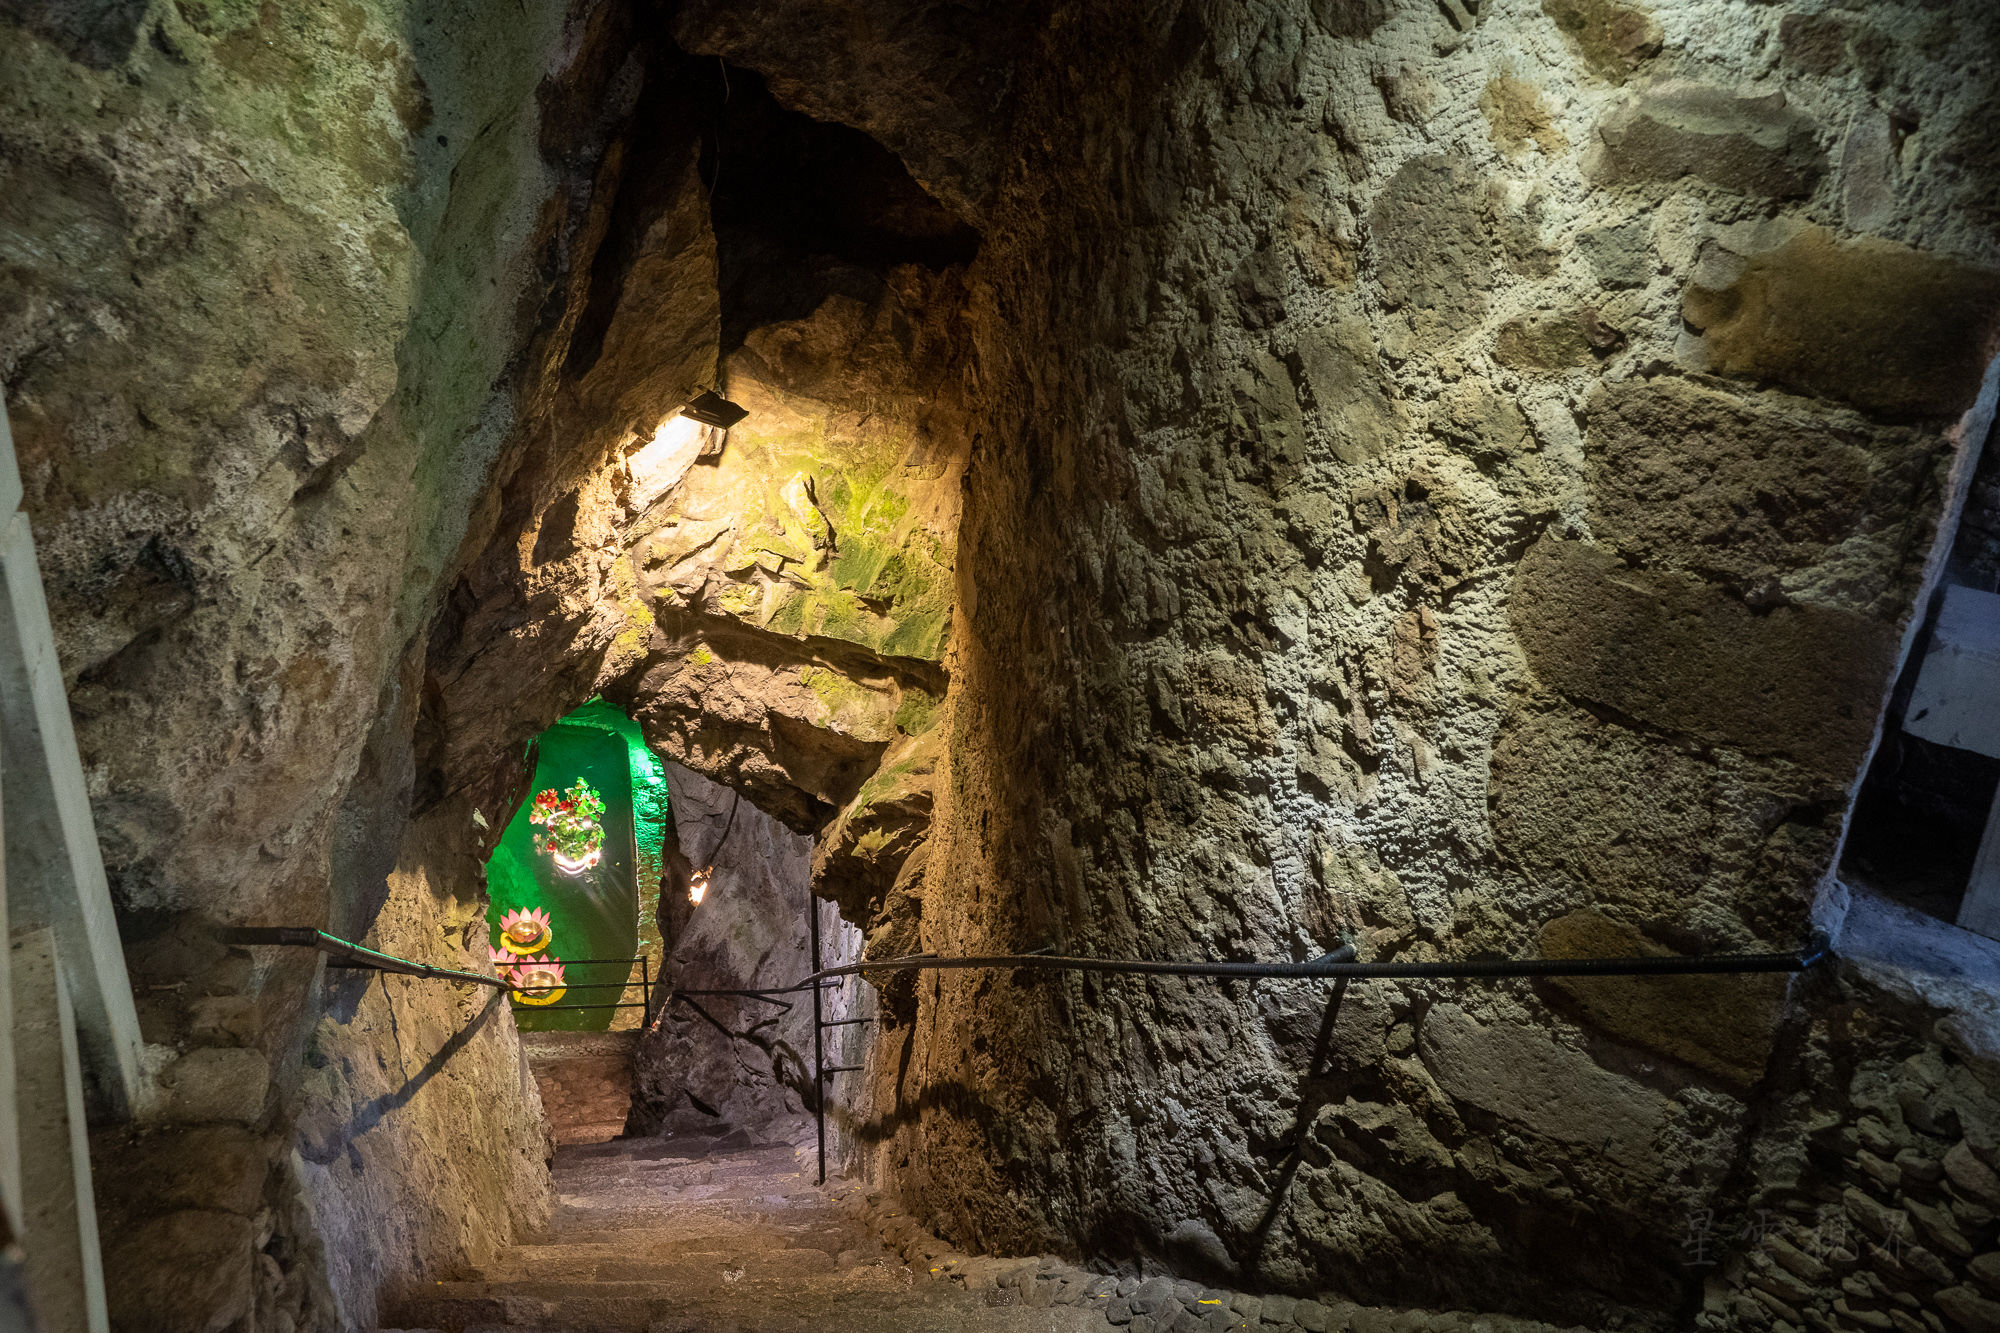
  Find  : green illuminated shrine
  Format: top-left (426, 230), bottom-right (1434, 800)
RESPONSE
top-left (484, 699), bottom-right (669, 1032)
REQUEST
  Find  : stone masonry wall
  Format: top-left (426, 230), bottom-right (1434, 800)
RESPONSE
top-left (8, 0), bottom-right (2000, 1327)
top-left (667, 0), bottom-right (2000, 1324)
top-left (1701, 980), bottom-right (2000, 1333)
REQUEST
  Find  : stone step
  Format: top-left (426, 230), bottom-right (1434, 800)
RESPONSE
top-left (488, 1234), bottom-right (882, 1268)
top-left (385, 1277), bottom-right (1099, 1333)
top-left (467, 1246), bottom-right (880, 1286)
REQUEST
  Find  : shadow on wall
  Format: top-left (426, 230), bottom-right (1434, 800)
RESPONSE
top-left (297, 987), bottom-right (510, 1166)
top-left (633, 762), bottom-right (865, 1139)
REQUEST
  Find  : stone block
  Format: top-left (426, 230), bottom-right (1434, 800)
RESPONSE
top-left (1432, 382), bottom-right (1534, 464)
top-left (1292, 317), bottom-right (1402, 465)
top-left (1579, 375), bottom-right (1943, 604)
top-left (1858, 1150), bottom-right (1904, 1193)
top-left (1368, 155), bottom-right (1494, 355)
top-left (1901, 1151), bottom-right (1948, 1188)
top-left (1781, 13), bottom-right (1855, 74)
top-left (1937, 1286), bottom-right (2000, 1333)
top-left (1507, 537), bottom-right (1900, 777)
top-left (1419, 1002), bottom-right (1672, 1175)
top-left (1906, 1198), bottom-right (1974, 1259)
top-left (1492, 311), bottom-right (1602, 371)
top-left (1537, 909), bottom-right (1784, 1087)
top-left (1585, 82), bottom-right (1823, 197)
top-left (1579, 218), bottom-right (1653, 288)
top-left (104, 1209), bottom-right (254, 1333)
top-left (91, 1125), bottom-right (272, 1230)
top-left (186, 996), bottom-right (261, 1047)
top-left (1845, 1187), bottom-right (1909, 1243)
top-left (1489, 701), bottom-right (1728, 914)
top-left (157, 1048), bottom-right (270, 1125)
top-left (1682, 224), bottom-right (2000, 419)
top-left (1482, 75), bottom-right (1566, 159)
top-left (1541, 0), bottom-right (1662, 79)
top-left (1948, 1143), bottom-right (2000, 1206)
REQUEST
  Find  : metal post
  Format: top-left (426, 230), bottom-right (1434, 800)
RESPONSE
top-left (809, 889), bottom-right (826, 1186)
top-left (640, 954), bottom-right (651, 1014)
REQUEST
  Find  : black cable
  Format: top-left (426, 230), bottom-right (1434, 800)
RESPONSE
top-left (223, 927), bottom-right (1830, 999)
top-left (707, 789), bottom-right (742, 866)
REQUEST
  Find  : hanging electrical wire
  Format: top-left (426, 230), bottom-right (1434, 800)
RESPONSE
top-left (686, 789), bottom-right (741, 905)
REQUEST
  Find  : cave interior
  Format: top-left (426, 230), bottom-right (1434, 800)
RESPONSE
top-left (2, 0), bottom-right (2000, 1331)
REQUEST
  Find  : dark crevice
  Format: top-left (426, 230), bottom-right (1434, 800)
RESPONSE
top-left (683, 52), bottom-right (980, 354)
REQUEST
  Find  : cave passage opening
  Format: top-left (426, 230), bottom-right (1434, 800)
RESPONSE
top-left (484, 698), bottom-right (670, 1032)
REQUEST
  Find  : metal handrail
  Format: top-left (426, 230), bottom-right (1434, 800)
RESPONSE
top-left (794, 932), bottom-right (1831, 1184)
top-left (798, 940), bottom-right (1828, 987)
top-left (224, 919), bottom-right (1833, 1193)
top-left (219, 926), bottom-right (511, 989)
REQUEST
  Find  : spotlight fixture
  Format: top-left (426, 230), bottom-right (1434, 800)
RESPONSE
top-left (677, 389), bottom-right (748, 430)
top-left (688, 866), bottom-right (711, 906)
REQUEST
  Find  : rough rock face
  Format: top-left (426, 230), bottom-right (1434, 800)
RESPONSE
top-left (420, 51), bottom-right (971, 839)
top-left (0, 0), bottom-right (641, 1325)
top-left (0, 5), bottom-right (976, 1316)
top-left (633, 763), bottom-right (866, 1140)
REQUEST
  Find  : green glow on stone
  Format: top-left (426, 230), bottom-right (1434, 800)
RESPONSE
top-left (484, 698), bottom-right (670, 1032)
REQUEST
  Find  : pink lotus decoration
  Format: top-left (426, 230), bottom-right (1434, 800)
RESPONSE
top-left (497, 906), bottom-right (553, 955)
top-left (488, 946), bottom-right (517, 980)
top-left (510, 954), bottom-right (567, 1006)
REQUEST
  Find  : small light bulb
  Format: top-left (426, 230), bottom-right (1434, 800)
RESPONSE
top-left (688, 866), bottom-right (711, 905)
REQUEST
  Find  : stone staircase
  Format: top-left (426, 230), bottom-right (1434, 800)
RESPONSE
top-left (379, 1122), bottom-right (1605, 1333)
top-left (378, 1124), bottom-right (1102, 1333)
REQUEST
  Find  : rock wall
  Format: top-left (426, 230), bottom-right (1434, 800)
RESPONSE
top-left (2, 4), bottom-right (975, 1318)
top-left (668, 0), bottom-right (2000, 1324)
top-left (1706, 891), bottom-right (2000, 1333)
top-left (419, 42), bottom-right (971, 846)
top-left (634, 763), bottom-right (867, 1141)
top-left (0, 1), bottom-right (641, 1326)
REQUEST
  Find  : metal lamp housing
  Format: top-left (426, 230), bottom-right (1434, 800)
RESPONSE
top-left (678, 389), bottom-right (749, 430)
